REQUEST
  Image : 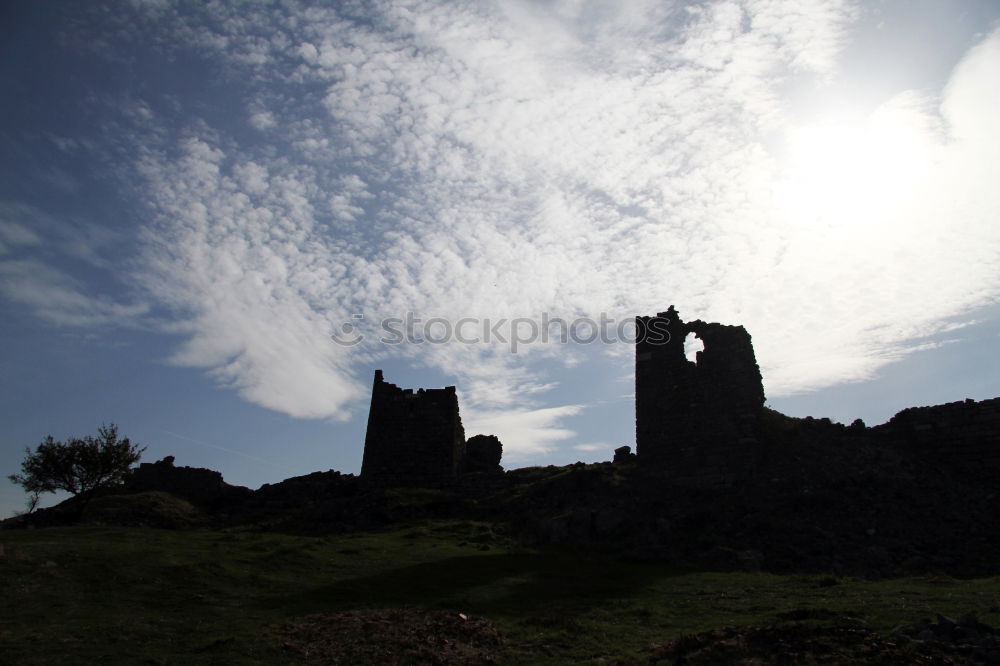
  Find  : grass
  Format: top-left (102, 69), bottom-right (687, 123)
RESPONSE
top-left (2, 522), bottom-right (1000, 664)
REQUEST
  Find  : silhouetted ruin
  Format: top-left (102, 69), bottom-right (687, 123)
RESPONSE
top-left (8, 308), bottom-right (1000, 580)
top-left (871, 397), bottom-right (1000, 468)
top-left (359, 371), bottom-right (507, 489)
top-left (635, 306), bottom-right (765, 486)
top-left (127, 456), bottom-right (252, 507)
top-left (613, 445), bottom-right (636, 464)
top-left (360, 370), bottom-right (467, 488)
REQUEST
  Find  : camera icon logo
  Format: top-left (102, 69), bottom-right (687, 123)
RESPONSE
top-left (331, 314), bottom-right (364, 347)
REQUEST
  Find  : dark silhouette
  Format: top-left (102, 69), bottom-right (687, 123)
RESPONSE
top-left (6, 309), bottom-right (1000, 577)
top-left (8, 423), bottom-right (144, 518)
top-left (360, 370), bottom-right (467, 489)
top-left (359, 370), bottom-right (505, 489)
top-left (636, 306), bottom-right (765, 486)
top-left (464, 434), bottom-right (503, 474)
top-left (126, 455), bottom-right (252, 509)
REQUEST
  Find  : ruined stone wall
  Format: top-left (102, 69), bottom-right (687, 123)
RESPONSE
top-left (360, 370), bottom-right (467, 489)
top-left (635, 306), bottom-right (765, 486)
top-left (871, 397), bottom-right (1000, 468)
top-left (126, 456), bottom-right (252, 507)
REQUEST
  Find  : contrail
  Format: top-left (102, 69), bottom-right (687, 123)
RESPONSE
top-left (159, 429), bottom-right (297, 476)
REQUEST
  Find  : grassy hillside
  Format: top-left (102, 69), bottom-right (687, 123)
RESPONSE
top-left (2, 521), bottom-right (1000, 664)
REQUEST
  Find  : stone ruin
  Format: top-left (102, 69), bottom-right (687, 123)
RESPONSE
top-left (357, 309), bottom-right (997, 492)
top-left (633, 306), bottom-right (999, 484)
top-left (635, 306), bottom-right (765, 486)
top-left (127, 455), bottom-right (252, 507)
top-left (870, 396), bottom-right (1000, 468)
top-left (360, 307), bottom-right (768, 490)
top-left (360, 370), bottom-right (503, 489)
top-left (13, 309), bottom-right (1000, 580)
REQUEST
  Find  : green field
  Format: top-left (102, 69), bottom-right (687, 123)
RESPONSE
top-left (2, 522), bottom-right (999, 664)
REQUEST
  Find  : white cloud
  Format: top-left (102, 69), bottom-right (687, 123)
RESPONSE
top-left (249, 111), bottom-right (276, 130)
top-left (0, 201), bottom-right (148, 325)
top-left (464, 404), bottom-right (583, 460)
top-left (941, 28), bottom-right (1000, 142)
top-left (573, 443), bottom-right (607, 453)
top-left (134, 139), bottom-right (365, 419)
top-left (0, 221), bottom-right (42, 249)
top-left (133, 7), bottom-right (1000, 415)
top-left (0, 259), bottom-right (148, 327)
top-left (10, 3), bottom-right (1000, 461)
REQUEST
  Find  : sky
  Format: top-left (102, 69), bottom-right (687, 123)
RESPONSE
top-left (1, 0), bottom-right (998, 518)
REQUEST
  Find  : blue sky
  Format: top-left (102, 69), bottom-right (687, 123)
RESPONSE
top-left (2, 0), bottom-right (998, 517)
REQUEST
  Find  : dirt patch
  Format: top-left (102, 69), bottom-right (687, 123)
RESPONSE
top-left (641, 623), bottom-right (983, 664)
top-left (270, 608), bottom-right (504, 665)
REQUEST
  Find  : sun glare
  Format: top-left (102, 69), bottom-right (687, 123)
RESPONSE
top-left (774, 103), bottom-right (936, 229)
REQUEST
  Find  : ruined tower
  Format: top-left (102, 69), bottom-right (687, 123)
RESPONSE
top-left (360, 370), bottom-right (467, 488)
top-left (635, 306), bottom-right (765, 485)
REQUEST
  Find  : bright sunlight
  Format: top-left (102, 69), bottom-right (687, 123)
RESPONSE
top-left (774, 95), bottom-right (939, 230)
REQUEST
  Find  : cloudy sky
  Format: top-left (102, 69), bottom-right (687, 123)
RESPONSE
top-left (2, 0), bottom-right (998, 516)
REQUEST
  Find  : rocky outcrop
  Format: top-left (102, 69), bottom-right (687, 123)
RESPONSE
top-left (893, 614), bottom-right (1000, 663)
top-left (464, 435), bottom-right (503, 474)
top-left (613, 445), bottom-right (636, 464)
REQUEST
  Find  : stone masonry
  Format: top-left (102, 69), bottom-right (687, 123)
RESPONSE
top-left (872, 397), bottom-right (1000, 468)
top-left (635, 306), bottom-right (765, 486)
top-left (360, 370), bottom-right (467, 489)
top-left (127, 456), bottom-right (252, 507)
